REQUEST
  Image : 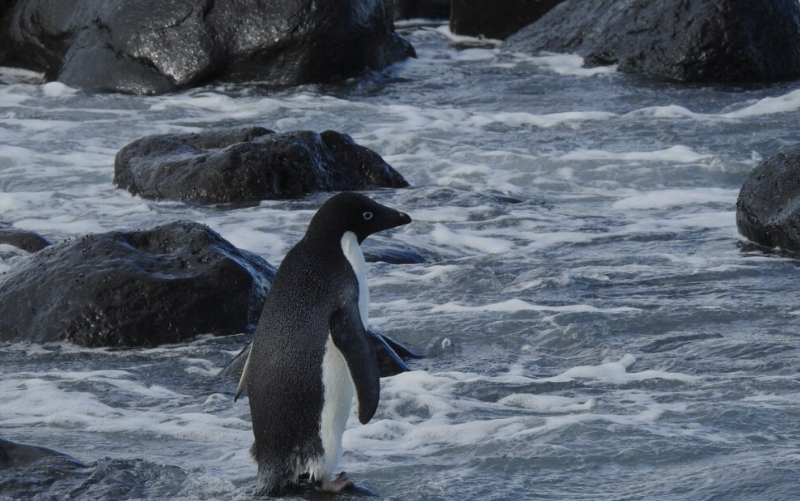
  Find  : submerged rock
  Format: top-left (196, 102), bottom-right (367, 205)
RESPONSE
top-left (0, 438), bottom-right (89, 498)
top-left (0, 443), bottom-right (189, 501)
top-left (0, 438), bottom-right (83, 469)
top-left (0, 225), bottom-right (51, 252)
top-left (114, 127), bottom-right (409, 204)
top-left (450, 0), bottom-right (565, 40)
top-left (0, 221), bottom-right (275, 347)
top-left (737, 146), bottom-right (800, 252)
top-left (0, 0), bottom-right (414, 94)
top-left (505, 0), bottom-right (800, 83)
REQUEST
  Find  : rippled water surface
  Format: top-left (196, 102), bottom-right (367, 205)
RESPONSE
top-left (2, 24), bottom-right (800, 501)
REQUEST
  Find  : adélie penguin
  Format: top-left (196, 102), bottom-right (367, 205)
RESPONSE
top-left (237, 192), bottom-right (412, 495)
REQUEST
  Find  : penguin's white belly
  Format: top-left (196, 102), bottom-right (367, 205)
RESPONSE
top-left (309, 335), bottom-right (355, 481)
top-left (305, 231), bottom-right (367, 481)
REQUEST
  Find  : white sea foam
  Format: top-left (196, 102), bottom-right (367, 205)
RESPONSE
top-left (467, 110), bottom-right (617, 128)
top-left (344, 355), bottom-right (697, 460)
top-left (521, 52), bottom-right (618, 76)
top-left (559, 145), bottom-right (712, 163)
top-left (41, 82), bottom-right (78, 98)
top-left (0, 66), bottom-right (45, 84)
top-left (625, 104), bottom-right (707, 120)
top-left (721, 89), bottom-right (800, 118)
top-left (434, 25), bottom-right (503, 46)
top-left (0, 365), bottom-right (253, 471)
top-left (498, 394), bottom-right (597, 412)
top-left (430, 223), bottom-right (514, 254)
top-left (612, 188), bottom-right (736, 210)
top-left (624, 88), bottom-right (800, 121)
top-left (430, 298), bottom-right (640, 314)
top-left (450, 48), bottom-right (499, 62)
top-left (540, 354), bottom-right (699, 384)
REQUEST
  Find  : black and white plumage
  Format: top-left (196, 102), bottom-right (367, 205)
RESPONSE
top-left (238, 192), bottom-right (411, 496)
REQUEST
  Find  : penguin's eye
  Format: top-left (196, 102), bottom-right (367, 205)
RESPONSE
top-left (362, 211), bottom-right (373, 221)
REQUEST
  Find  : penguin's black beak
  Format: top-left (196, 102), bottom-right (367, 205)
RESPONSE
top-left (396, 212), bottom-right (412, 226)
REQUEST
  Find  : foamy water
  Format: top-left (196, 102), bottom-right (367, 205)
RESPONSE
top-left (2, 24), bottom-right (800, 500)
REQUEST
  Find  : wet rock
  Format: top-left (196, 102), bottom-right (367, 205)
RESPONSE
top-left (450, 0), bottom-right (565, 40)
top-left (0, 0), bottom-right (414, 94)
top-left (0, 447), bottom-right (188, 501)
top-left (0, 221), bottom-right (276, 347)
top-left (0, 438), bottom-right (88, 498)
top-left (505, 0), bottom-right (800, 83)
top-left (737, 146), bottom-right (800, 252)
top-left (0, 226), bottom-right (51, 252)
top-left (392, 0), bottom-right (451, 21)
top-left (0, 438), bottom-right (83, 469)
top-left (114, 127), bottom-right (409, 204)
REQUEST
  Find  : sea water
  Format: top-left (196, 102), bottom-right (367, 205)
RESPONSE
top-left (1, 23), bottom-right (799, 500)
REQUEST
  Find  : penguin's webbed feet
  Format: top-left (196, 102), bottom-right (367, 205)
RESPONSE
top-left (317, 471), bottom-right (352, 493)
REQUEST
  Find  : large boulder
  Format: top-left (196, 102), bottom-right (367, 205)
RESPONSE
top-left (450, 0), bottom-right (565, 40)
top-left (737, 146), bottom-right (800, 252)
top-left (0, 221), bottom-right (276, 347)
top-left (114, 127), bottom-right (409, 204)
top-left (504, 0), bottom-right (800, 83)
top-left (0, 0), bottom-right (414, 94)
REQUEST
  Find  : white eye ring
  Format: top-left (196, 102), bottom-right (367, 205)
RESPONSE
top-left (362, 211), bottom-right (373, 221)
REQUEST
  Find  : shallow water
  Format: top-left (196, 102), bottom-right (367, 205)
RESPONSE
top-left (2, 23), bottom-right (800, 501)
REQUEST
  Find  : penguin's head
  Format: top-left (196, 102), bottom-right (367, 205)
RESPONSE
top-left (307, 192), bottom-right (411, 244)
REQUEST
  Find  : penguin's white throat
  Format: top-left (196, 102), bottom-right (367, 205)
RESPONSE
top-left (340, 231), bottom-right (369, 328)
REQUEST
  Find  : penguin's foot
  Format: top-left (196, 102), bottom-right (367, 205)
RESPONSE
top-left (317, 471), bottom-right (352, 492)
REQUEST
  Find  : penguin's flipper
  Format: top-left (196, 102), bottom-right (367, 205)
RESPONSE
top-left (330, 306), bottom-right (380, 425)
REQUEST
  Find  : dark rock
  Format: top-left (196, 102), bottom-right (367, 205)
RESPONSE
top-left (220, 329), bottom-right (423, 383)
top-left (0, 221), bottom-right (276, 347)
top-left (737, 146), bottom-right (800, 252)
top-left (0, 0), bottom-right (414, 94)
top-left (505, 0), bottom-right (800, 83)
top-left (114, 127), bottom-right (409, 204)
top-left (392, 0), bottom-right (451, 20)
top-left (0, 447), bottom-right (188, 500)
top-left (0, 438), bottom-right (83, 469)
top-left (450, 0), bottom-right (565, 40)
top-left (0, 438), bottom-right (88, 498)
top-left (0, 226), bottom-right (51, 252)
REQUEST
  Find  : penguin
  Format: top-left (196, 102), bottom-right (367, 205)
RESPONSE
top-left (237, 192), bottom-right (411, 496)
